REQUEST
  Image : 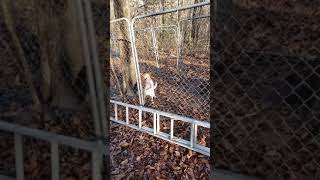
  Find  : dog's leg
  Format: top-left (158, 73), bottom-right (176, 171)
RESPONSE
top-left (142, 95), bottom-right (147, 118)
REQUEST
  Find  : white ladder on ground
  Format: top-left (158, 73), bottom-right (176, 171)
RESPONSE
top-left (110, 100), bottom-right (210, 156)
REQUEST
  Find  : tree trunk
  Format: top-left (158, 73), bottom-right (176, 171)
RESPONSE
top-left (4, 0), bottom-right (91, 111)
top-left (113, 0), bottom-right (137, 97)
top-left (160, 0), bottom-right (165, 24)
top-left (35, 0), bottom-right (89, 110)
top-left (191, 0), bottom-right (202, 47)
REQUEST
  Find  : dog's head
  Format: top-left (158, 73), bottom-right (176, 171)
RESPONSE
top-left (142, 73), bottom-right (151, 80)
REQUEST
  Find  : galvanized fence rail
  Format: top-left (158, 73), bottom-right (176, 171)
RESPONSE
top-left (0, 121), bottom-right (107, 180)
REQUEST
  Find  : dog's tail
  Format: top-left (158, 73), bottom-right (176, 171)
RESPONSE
top-left (154, 82), bottom-right (157, 89)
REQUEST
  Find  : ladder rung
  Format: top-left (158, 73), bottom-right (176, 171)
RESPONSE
top-left (153, 113), bottom-right (157, 134)
top-left (156, 114), bottom-right (160, 134)
top-left (138, 110), bottom-right (142, 129)
top-left (194, 124), bottom-right (198, 145)
top-left (126, 106), bottom-right (129, 124)
top-left (170, 118), bottom-right (174, 139)
top-left (114, 104), bottom-right (118, 121)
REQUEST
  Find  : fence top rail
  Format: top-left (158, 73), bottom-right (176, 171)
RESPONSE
top-left (134, 25), bottom-right (178, 32)
top-left (0, 121), bottom-right (107, 154)
top-left (110, 100), bottom-right (210, 128)
top-left (132, 1), bottom-right (210, 24)
top-left (180, 15), bottom-right (210, 22)
top-left (110, 17), bottom-right (130, 24)
top-left (134, 28), bottom-right (177, 33)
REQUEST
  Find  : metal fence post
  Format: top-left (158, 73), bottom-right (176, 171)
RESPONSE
top-left (76, 0), bottom-right (102, 137)
top-left (129, 19), bottom-right (145, 105)
top-left (92, 148), bottom-right (102, 180)
top-left (51, 142), bottom-right (59, 180)
top-left (83, 0), bottom-right (108, 137)
top-left (14, 133), bottom-right (24, 180)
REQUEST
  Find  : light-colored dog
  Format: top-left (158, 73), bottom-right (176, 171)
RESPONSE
top-left (142, 73), bottom-right (157, 104)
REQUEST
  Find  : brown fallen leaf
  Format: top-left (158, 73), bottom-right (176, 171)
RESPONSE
top-left (111, 168), bottom-right (120, 175)
top-left (112, 173), bottom-right (127, 180)
top-left (119, 141), bottom-right (129, 148)
top-left (187, 150), bottom-right (193, 159)
top-left (169, 146), bottom-right (174, 153)
top-left (156, 177), bottom-right (165, 180)
top-left (146, 165), bottom-right (155, 170)
top-left (175, 151), bottom-right (181, 157)
top-left (120, 159), bottom-right (128, 165)
top-left (199, 136), bottom-right (206, 146)
top-left (136, 156), bottom-right (141, 162)
top-left (156, 164), bottom-right (161, 171)
top-left (173, 166), bottom-right (181, 170)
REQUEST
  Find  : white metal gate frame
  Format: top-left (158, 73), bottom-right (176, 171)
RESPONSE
top-left (0, 121), bottom-right (107, 180)
top-left (110, 18), bottom-right (144, 105)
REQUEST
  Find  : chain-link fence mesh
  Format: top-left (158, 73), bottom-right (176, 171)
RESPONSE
top-left (212, 1), bottom-right (320, 179)
top-left (134, 5), bottom-right (210, 122)
top-left (0, 0), bottom-right (108, 179)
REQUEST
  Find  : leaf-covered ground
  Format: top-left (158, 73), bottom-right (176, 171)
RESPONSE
top-left (110, 123), bottom-right (209, 180)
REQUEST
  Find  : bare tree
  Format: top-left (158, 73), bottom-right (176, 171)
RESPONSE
top-left (112, 0), bottom-right (138, 96)
top-left (1, 0), bottom-right (92, 117)
top-left (35, 0), bottom-right (89, 110)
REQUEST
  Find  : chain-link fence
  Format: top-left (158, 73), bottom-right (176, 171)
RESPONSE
top-left (110, 18), bottom-right (141, 105)
top-left (213, 1), bottom-right (320, 179)
top-left (108, 1), bottom-right (210, 179)
top-left (133, 3), bottom-right (210, 122)
top-left (107, 0), bottom-right (210, 152)
top-left (109, 1), bottom-right (210, 122)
